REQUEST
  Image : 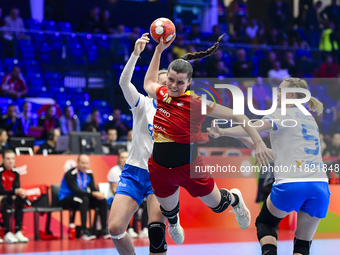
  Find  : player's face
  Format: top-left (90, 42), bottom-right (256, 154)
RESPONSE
top-left (0, 131), bottom-right (8, 143)
top-left (277, 81), bottom-right (295, 107)
top-left (167, 69), bottom-right (191, 97)
top-left (3, 152), bottom-right (15, 169)
top-left (158, 73), bottom-right (167, 86)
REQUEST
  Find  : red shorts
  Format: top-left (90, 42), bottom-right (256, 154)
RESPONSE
top-left (148, 155), bottom-right (215, 198)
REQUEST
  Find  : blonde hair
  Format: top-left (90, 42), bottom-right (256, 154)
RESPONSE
top-left (283, 77), bottom-right (323, 115)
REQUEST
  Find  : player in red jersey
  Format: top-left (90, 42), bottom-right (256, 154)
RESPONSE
top-left (143, 34), bottom-right (272, 245)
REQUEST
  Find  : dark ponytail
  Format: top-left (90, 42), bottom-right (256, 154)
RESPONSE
top-left (167, 34), bottom-right (224, 80)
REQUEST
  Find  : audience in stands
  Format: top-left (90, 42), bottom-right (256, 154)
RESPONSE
top-left (232, 48), bottom-right (254, 78)
top-left (250, 77), bottom-right (272, 111)
top-left (36, 128), bottom-right (61, 155)
top-left (102, 128), bottom-right (127, 155)
top-left (78, 6), bottom-right (101, 33)
top-left (0, 104), bottom-right (24, 137)
top-left (0, 128), bottom-right (9, 154)
top-left (20, 101), bottom-right (36, 135)
top-left (282, 51), bottom-right (297, 76)
top-left (0, 66), bottom-right (28, 99)
top-left (99, 9), bottom-right (114, 34)
top-left (4, 8), bottom-right (28, 41)
top-left (259, 51), bottom-right (277, 78)
top-left (58, 154), bottom-right (110, 240)
top-left (318, 55), bottom-right (340, 78)
top-left (38, 105), bottom-right (59, 139)
top-left (59, 105), bottom-right (80, 135)
top-left (104, 109), bottom-right (129, 140)
top-left (245, 18), bottom-right (259, 43)
top-left (206, 49), bottom-right (227, 77)
top-left (188, 24), bottom-right (202, 43)
top-left (268, 60), bottom-right (290, 86)
top-left (305, 1), bottom-right (323, 48)
top-left (172, 35), bottom-right (187, 59)
top-left (329, 109), bottom-right (340, 135)
top-left (268, 0), bottom-right (291, 31)
top-left (82, 109), bottom-right (103, 133)
top-left (0, 150), bottom-right (29, 243)
top-left (323, 133), bottom-right (340, 156)
top-left (320, 0), bottom-right (340, 31)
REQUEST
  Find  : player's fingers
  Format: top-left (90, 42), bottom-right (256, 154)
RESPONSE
top-left (142, 33), bottom-right (149, 37)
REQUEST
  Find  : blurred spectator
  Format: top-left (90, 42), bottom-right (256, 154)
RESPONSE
top-left (250, 77), bottom-right (272, 111)
top-left (59, 106), bottom-right (80, 135)
top-left (102, 128), bottom-right (127, 155)
top-left (0, 129), bottom-right (9, 154)
top-left (268, 0), bottom-right (291, 31)
top-left (231, 48), bottom-right (254, 78)
top-left (38, 105), bottom-right (59, 139)
top-left (188, 24), bottom-right (202, 43)
top-left (0, 104), bottom-right (24, 137)
top-left (36, 128), bottom-right (61, 155)
top-left (172, 35), bottom-right (187, 59)
top-left (4, 8), bottom-right (29, 40)
top-left (253, 27), bottom-right (267, 45)
top-left (104, 109), bottom-right (129, 140)
top-left (323, 133), bottom-right (340, 156)
top-left (128, 27), bottom-right (141, 45)
top-left (320, 0), bottom-right (340, 31)
top-left (268, 60), bottom-right (289, 87)
top-left (318, 55), bottom-right (340, 78)
top-left (305, 1), bottom-right (323, 48)
top-left (260, 51), bottom-right (277, 77)
top-left (0, 66), bottom-right (28, 99)
top-left (99, 9), bottom-right (114, 34)
top-left (246, 18), bottom-right (259, 43)
top-left (320, 133), bottom-right (327, 155)
top-left (297, 0), bottom-right (314, 26)
top-left (127, 129), bottom-right (132, 152)
top-left (296, 41), bottom-right (314, 75)
top-left (282, 51), bottom-right (297, 76)
top-left (175, 21), bottom-right (186, 39)
top-left (212, 61), bottom-right (231, 78)
top-left (329, 109), bottom-right (340, 135)
top-left (78, 6), bottom-right (101, 33)
top-left (20, 102), bottom-right (36, 135)
top-left (267, 28), bottom-right (280, 46)
top-left (208, 24), bottom-right (226, 42)
top-left (319, 22), bottom-right (338, 54)
top-left (230, 16), bottom-right (247, 43)
top-left (206, 49), bottom-right (227, 77)
top-left (82, 109), bottom-right (103, 133)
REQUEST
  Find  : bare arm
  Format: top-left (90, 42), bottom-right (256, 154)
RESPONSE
top-left (110, 183), bottom-right (118, 195)
top-left (144, 36), bottom-right (176, 99)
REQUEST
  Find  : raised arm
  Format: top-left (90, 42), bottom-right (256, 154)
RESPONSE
top-left (144, 36), bottom-right (176, 99)
top-left (208, 104), bottom-right (273, 164)
top-left (119, 33), bottom-right (150, 107)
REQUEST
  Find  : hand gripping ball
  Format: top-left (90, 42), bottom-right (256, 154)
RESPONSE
top-left (150, 17), bottom-right (176, 43)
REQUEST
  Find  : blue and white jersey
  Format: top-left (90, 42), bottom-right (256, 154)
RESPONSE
top-left (264, 107), bottom-right (328, 184)
top-left (127, 95), bottom-right (157, 171)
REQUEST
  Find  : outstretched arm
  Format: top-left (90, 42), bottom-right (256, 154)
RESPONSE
top-left (144, 36), bottom-right (176, 99)
top-left (119, 33), bottom-right (149, 107)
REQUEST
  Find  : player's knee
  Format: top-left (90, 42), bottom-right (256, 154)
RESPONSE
top-left (148, 222), bottom-right (167, 253)
top-left (210, 189), bottom-right (231, 213)
top-left (108, 221), bottom-right (126, 238)
top-left (293, 238), bottom-right (312, 255)
top-left (160, 202), bottom-right (179, 219)
top-left (255, 201), bottom-right (281, 241)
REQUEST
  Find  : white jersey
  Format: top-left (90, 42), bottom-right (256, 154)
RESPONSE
top-left (126, 95), bottom-right (156, 170)
top-left (264, 107), bottom-right (328, 185)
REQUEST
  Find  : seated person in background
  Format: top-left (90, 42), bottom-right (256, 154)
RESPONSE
top-left (0, 150), bottom-right (29, 243)
top-left (4, 8), bottom-right (29, 41)
top-left (58, 154), bottom-right (110, 240)
top-left (20, 102), bottom-right (37, 135)
top-left (104, 109), bottom-right (129, 140)
top-left (102, 128), bottom-right (127, 155)
top-left (0, 104), bottom-right (24, 137)
top-left (59, 106), bottom-right (80, 135)
top-left (82, 109), bottom-right (103, 133)
top-left (126, 129), bottom-right (132, 152)
top-left (36, 129), bottom-right (61, 155)
top-left (0, 66), bottom-right (27, 98)
top-left (107, 151), bottom-right (128, 205)
top-left (268, 60), bottom-right (290, 87)
top-left (323, 133), bottom-right (340, 156)
top-left (0, 129), bottom-right (9, 155)
top-left (37, 105), bottom-right (59, 139)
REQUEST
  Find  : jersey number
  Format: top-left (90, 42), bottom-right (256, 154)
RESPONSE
top-left (148, 124), bottom-right (154, 140)
top-left (301, 124), bottom-right (319, 156)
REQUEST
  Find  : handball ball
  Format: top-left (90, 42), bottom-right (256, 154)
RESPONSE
top-left (150, 17), bottom-right (176, 43)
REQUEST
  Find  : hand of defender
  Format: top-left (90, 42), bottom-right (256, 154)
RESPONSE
top-left (254, 141), bottom-right (273, 167)
top-left (156, 34), bottom-right (176, 53)
top-left (133, 33), bottom-right (150, 56)
top-left (207, 120), bottom-right (222, 139)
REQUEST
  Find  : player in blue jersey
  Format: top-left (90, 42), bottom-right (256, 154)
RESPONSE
top-left (208, 77), bottom-right (330, 255)
top-left (108, 33), bottom-right (169, 255)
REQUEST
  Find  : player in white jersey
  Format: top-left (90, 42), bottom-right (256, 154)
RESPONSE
top-left (108, 33), bottom-right (169, 255)
top-left (208, 77), bottom-right (330, 255)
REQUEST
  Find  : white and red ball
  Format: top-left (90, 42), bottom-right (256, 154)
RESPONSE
top-left (150, 17), bottom-right (176, 43)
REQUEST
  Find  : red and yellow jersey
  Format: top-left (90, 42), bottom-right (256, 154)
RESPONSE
top-left (153, 86), bottom-right (215, 144)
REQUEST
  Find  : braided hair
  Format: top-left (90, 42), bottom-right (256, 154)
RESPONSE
top-left (167, 34), bottom-right (225, 80)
